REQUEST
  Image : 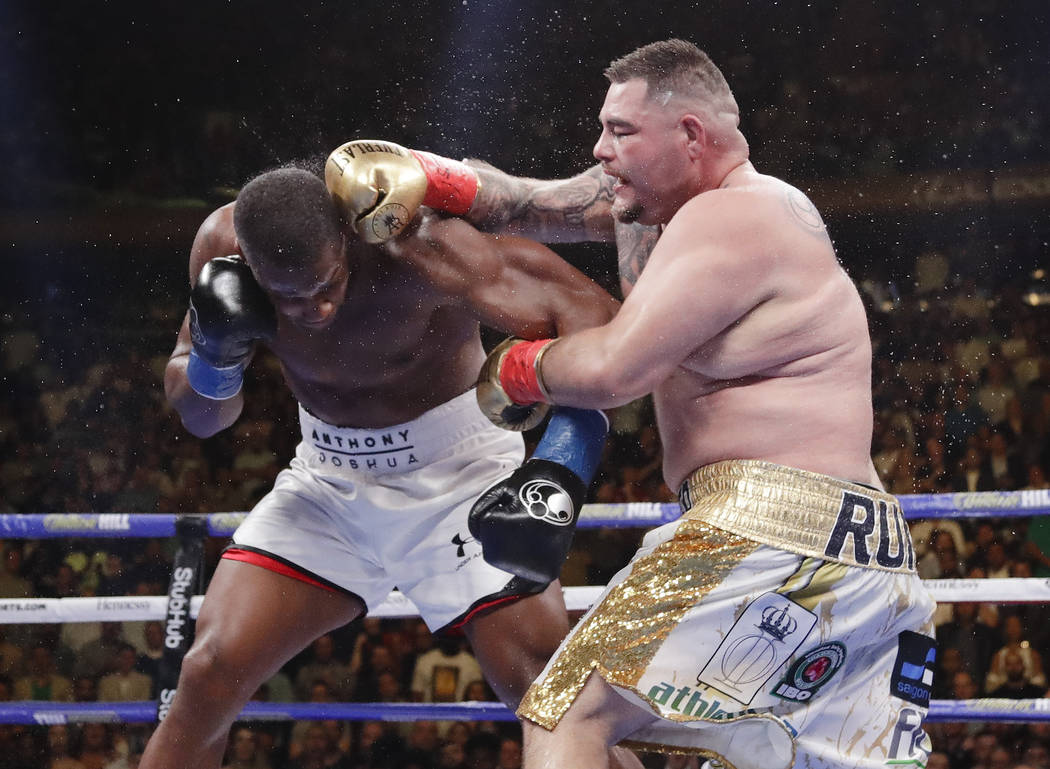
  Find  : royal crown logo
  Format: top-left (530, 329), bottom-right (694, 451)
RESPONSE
top-left (758, 604), bottom-right (798, 642)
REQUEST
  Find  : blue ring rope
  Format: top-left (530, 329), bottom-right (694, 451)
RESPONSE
top-left (4, 489), bottom-right (1049, 538)
top-left (2, 698), bottom-right (1046, 725)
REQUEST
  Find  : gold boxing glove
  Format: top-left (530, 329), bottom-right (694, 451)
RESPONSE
top-left (325, 140), bottom-right (480, 244)
top-left (476, 337), bottom-right (557, 432)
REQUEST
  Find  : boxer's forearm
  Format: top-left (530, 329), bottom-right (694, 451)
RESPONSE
top-left (539, 330), bottom-right (656, 410)
top-left (164, 356), bottom-right (243, 438)
top-left (465, 163), bottom-right (616, 244)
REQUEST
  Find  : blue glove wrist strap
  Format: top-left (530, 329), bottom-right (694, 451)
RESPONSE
top-left (187, 350), bottom-right (244, 401)
top-left (532, 407), bottom-right (609, 483)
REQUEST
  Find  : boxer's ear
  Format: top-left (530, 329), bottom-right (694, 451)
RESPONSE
top-left (681, 114), bottom-right (706, 159)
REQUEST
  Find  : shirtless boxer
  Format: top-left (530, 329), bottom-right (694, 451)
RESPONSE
top-left (338, 40), bottom-right (937, 769)
top-left (142, 163), bottom-right (628, 769)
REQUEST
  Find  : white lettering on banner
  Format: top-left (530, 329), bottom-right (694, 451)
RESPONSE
top-left (1021, 489), bottom-right (1050, 508)
top-left (96, 598), bottom-right (152, 613)
top-left (165, 567), bottom-right (195, 650)
top-left (33, 713), bottom-right (67, 725)
top-left (157, 688), bottom-right (177, 721)
top-left (924, 578), bottom-right (1050, 603)
top-left (0, 602), bottom-right (47, 612)
top-left (98, 514), bottom-right (131, 530)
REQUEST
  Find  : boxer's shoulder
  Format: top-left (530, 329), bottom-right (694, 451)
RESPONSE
top-left (189, 204), bottom-right (239, 281)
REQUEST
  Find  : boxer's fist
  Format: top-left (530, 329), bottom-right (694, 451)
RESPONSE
top-left (325, 140), bottom-right (479, 244)
top-left (476, 337), bottom-right (555, 432)
top-left (468, 459), bottom-right (586, 584)
top-left (186, 256), bottom-right (277, 400)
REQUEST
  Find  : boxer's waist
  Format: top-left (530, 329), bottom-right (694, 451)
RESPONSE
top-left (297, 388), bottom-right (500, 477)
top-left (678, 460), bottom-right (916, 573)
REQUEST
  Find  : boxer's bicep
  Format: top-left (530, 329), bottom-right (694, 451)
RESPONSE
top-left (401, 217), bottom-right (617, 339)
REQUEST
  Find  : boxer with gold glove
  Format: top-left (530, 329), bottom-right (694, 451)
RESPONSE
top-left (325, 140), bottom-right (479, 243)
top-left (476, 337), bottom-right (559, 431)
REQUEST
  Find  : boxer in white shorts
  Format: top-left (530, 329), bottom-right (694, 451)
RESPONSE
top-left (227, 393), bottom-right (533, 630)
top-left (146, 164), bottom-right (632, 769)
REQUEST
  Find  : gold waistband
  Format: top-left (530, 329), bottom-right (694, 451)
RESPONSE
top-left (678, 460), bottom-right (915, 573)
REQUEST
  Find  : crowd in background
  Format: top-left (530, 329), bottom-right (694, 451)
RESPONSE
top-left (0, 247), bottom-right (1049, 768)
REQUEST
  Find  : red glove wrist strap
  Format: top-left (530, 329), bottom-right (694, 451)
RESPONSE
top-left (410, 150), bottom-right (479, 215)
top-left (499, 339), bottom-right (554, 405)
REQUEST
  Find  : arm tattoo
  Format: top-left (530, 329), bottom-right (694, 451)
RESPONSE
top-left (470, 165), bottom-right (615, 241)
top-left (616, 223), bottom-right (662, 287)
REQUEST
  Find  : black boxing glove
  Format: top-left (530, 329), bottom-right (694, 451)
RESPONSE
top-left (186, 256), bottom-right (277, 400)
top-left (468, 407), bottom-right (608, 584)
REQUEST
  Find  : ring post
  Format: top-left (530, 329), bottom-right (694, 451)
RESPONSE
top-left (155, 514), bottom-right (207, 722)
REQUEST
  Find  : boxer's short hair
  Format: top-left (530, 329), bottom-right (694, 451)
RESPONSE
top-left (605, 39), bottom-right (734, 112)
top-left (234, 166), bottom-right (341, 269)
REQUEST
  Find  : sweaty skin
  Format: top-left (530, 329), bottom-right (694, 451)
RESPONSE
top-left (465, 68), bottom-right (889, 769)
top-left (165, 205), bottom-right (618, 433)
top-left (542, 164), bottom-right (879, 491)
top-left (467, 91), bottom-right (878, 491)
top-left (149, 202), bottom-right (624, 769)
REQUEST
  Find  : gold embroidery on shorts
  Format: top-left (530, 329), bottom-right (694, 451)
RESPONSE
top-left (518, 521), bottom-right (757, 729)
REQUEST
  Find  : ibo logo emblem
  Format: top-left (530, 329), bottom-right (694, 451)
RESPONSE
top-left (772, 642), bottom-right (847, 702)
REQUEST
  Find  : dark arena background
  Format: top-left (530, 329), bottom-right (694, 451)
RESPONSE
top-left (2, 1), bottom-right (1050, 767)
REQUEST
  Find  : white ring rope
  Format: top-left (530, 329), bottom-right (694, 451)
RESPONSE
top-left (1, 579), bottom-right (1046, 625)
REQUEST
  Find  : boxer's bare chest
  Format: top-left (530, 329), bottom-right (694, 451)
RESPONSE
top-left (266, 258), bottom-right (483, 427)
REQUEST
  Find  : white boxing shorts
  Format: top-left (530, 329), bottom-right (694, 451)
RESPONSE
top-left (226, 389), bottom-right (533, 630)
top-left (518, 460), bottom-right (937, 769)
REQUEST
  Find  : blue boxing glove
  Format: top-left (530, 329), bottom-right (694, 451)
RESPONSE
top-left (186, 256), bottom-right (277, 400)
top-left (468, 407), bottom-right (608, 584)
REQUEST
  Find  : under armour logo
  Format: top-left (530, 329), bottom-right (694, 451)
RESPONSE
top-left (518, 480), bottom-right (574, 526)
top-left (451, 532), bottom-right (476, 558)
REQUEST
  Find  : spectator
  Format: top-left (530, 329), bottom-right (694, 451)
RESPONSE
top-left (982, 430), bottom-right (1025, 490)
top-left (287, 682), bottom-right (350, 762)
top-left (133, 621), bottom-right (164, 690)
top-left (0, 627), bottom-right (24, 679)
top-left (286, 722), bottom-right (351, 769)
top-left (0, 546), bottom-right (31, 598)
top-left (98, 643), bottom-right (153, 702)
top-left (463, 732), bottom-right (501, 769)
top-left (294, 634), bottom-right (354, 702)
top-left (72, 675), bottom-right (99, 703)
top-left (932, 646), bottom-right (964, 700)
top-left (936, 602), bottom-right (1000, 690)
top-left (950, 671), bottom-right (978, 701)
top-left (73, 622), bottom-right (127, 680)
top-left (73, 723), bottom-right (118, 769)
top-left (986, 613), bottom-right (1047, 693)
top-left (45, 724), bottom-right (85, 769)
top-left (411, 636), bottom-right (483, 704)
top-left (15, 646), bottom-right (72, 701)
top-left (988, 649), bottom-right (1047, 699)
top-left (438, 739), bottom-right (467, 769)
top-left (496, 737), bottom-right (522, 769)
top-left (952, 446), bottom-right (995, 492)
